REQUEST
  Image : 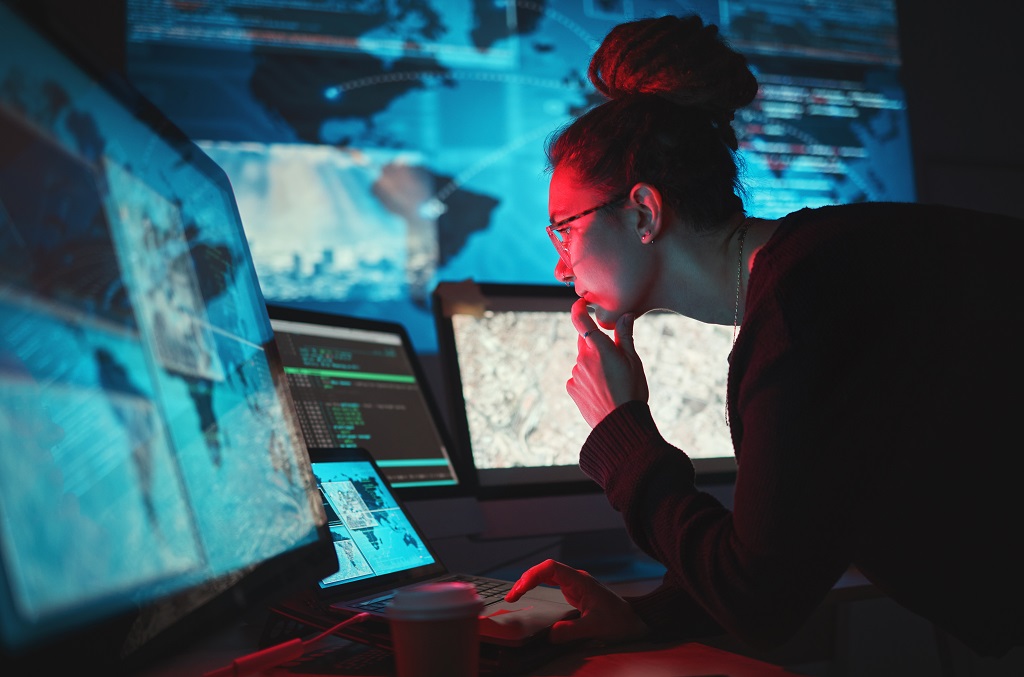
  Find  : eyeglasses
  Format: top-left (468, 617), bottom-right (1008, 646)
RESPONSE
top-left (546, 194), bottom-right (628, 267)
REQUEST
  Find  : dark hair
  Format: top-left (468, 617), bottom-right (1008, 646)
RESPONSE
top-left (546, 15), bottom-right (758, 232)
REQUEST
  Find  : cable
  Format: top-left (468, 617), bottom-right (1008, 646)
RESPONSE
top-left (203, 612), bottom-right (372, 677)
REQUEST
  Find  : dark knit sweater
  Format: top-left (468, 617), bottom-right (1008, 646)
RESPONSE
top-left (578, 202), bottom-right (1023, 657)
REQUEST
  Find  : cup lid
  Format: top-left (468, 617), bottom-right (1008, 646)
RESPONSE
top-left (386, 582), bottom-right (484, 620)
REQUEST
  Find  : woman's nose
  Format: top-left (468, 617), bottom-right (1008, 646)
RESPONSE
top-left (555, 259), bottom-right (574, 285)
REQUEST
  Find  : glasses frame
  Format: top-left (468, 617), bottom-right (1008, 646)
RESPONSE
top-left (546, 193), bottom-right (629, 267)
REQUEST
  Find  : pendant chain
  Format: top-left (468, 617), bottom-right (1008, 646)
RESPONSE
top-left (732, 218), bottom-right (750, 345)
top-left (727, 218), bottom-right (750, 428)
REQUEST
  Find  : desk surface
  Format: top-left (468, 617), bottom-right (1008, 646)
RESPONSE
top-left (137, 569), bottom-right (873, 677)
top-left (134, 584), bottom-right (827, 677)
top-left (140, 620), bottom-right (807, 677)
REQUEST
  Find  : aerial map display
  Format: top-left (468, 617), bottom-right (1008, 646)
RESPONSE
top-left (125, 0), bottom-right (915, 354)
top-left (452, 309), bottom-right (734, 470)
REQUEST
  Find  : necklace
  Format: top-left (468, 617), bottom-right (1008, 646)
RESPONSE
top-left (726, 218), bottom-right (749, 428)
top-left (732, 218), bottom-right (750, 345)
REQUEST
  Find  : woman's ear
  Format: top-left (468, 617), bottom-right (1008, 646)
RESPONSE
top-left (629, 183), bottom-right (663, 244)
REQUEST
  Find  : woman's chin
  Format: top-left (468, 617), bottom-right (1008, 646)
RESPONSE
top-left (591, 305), bottom-right (621, 330)
top-left (591, 304), bottom-right (650, 329)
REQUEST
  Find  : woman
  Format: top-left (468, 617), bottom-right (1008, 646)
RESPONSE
top-left (504, 14), bottom-right (1023, 659)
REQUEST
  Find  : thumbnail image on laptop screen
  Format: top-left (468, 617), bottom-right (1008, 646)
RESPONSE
top-left (309, 449), bottom-right (437, 590)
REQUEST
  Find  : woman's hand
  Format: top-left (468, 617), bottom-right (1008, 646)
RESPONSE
top-left (567, 298), bottom-right (650, 428)
top-left (505, 559), bottom-right (650, 644)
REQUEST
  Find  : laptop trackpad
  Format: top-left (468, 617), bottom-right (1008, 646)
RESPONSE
top-left (478, 590), bottom-right (577, 644)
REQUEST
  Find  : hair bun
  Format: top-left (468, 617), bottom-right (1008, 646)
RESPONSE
top-left (588, 14), bottom-right (758, 121)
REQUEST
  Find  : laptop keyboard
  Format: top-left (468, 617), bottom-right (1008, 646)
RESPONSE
top-left (444, 575), bottom-right (514, 605)
top-left (349, 595), bottom-right (395, 613)
top-left (350, 575), bottom-right (513, 613)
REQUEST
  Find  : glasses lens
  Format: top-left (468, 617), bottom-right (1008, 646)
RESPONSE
top-left (547, 227), bottom-right (570, 265)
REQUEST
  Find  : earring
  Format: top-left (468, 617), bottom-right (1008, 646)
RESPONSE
top-left (643, 231), bottom-right (654, 244)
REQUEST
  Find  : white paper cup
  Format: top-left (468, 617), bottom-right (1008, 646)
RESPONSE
top-left (387, 581), bottom-right (484, 677)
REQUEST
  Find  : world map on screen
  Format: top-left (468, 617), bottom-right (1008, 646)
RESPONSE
top-left (126, 0), bottom-right (915, 352)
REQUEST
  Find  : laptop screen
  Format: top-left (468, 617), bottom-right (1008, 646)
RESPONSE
top-left (307, 447), bottom-right (447, 595)
top-left (310, 449), bottom-right (439, 590)
top-left (266, 305), bottom-right (474, 499)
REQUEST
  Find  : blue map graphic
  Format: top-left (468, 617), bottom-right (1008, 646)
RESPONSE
top-left (126, 0), bottom-right (915, 352)
top-left (0, 50), bottom-right (320, 623)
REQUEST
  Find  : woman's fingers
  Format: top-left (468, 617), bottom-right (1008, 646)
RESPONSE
top-left (505, 559), bottom-right (650, 645)
top-left (505, 559), bottom-right (586, 602)
top-left (570, 298), bottom-right (601, 340)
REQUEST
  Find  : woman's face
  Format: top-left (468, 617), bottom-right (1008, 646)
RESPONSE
top-left (547, 166), bottom-right (655, 329)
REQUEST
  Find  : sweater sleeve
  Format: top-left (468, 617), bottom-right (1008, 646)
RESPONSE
top-left (582, 204), bottom-right (1024, 655)
top-left (575, 208), bottom-right (899, 650)
top-left (579, 401), bottom-right (740, 640)
top-left (578, 265), bottom-right (860, 650)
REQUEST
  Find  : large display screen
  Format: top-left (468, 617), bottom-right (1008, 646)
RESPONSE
top-left (124, 0), bottom-right (916, 354)
top-left (0, 2), bottom-right (335, 669)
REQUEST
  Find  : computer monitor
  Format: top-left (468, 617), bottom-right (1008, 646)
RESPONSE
top-left (265, 304), bottom-right (483, 539)
top-left (122, 0), bottom-right (917, 356)
top-left (0, 2), bottom-right (337, 670)
top-left (432, 282), bottom-right (737, 506)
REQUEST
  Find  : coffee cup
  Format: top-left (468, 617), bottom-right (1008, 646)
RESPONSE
top-left (387, 581), bottom-right (484, 677)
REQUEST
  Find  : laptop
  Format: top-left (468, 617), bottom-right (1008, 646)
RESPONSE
top-left (264, 304), bottom-right (472, 497)
top-left (306, 446), bottom-right (578, 648)
top-left (262, 305), bottom-right (577, 647)
top-left (266, 304), bottom-right (490, 538)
